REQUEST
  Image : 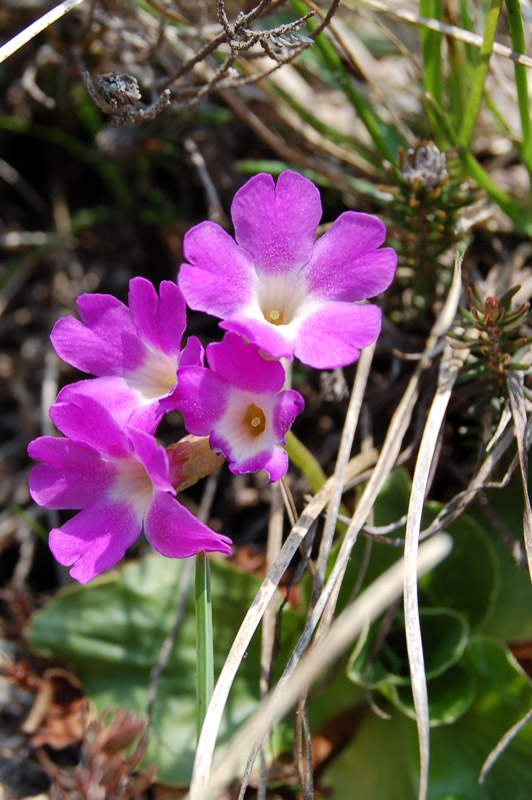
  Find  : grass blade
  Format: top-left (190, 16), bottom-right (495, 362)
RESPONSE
top-left (425, 94), bottom-right (532, 235)
top-left (195, 551), bottom-right (214, 739)
top-left (458, 0), bottom-right (503, 148)
top-left (204, 533), bottom-right (453, 798)
top-left (505, 0), bottom-right (532, 184)
top-left (420, 0), bottom-right (444, 108)
top-left (290, 0), bottom-right (399, 163)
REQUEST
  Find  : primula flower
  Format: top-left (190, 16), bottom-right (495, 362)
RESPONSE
top-left (51, 277), bottom-right (202, 432)
top-left (168, 333), bottom-right (304, 482)
top-left (178, 170), bottom-right (397, 369)
top-left (28, 394), bottom-right (232, 583)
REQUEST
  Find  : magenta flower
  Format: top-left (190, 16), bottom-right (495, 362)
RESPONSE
top-left (168, 333), bottom-right (304, 482)
top-left (178, 170), bottom-right (397, 369)
top-left (28, 394), bottom-right (232, 583)
top-left (51, 278), bottom-right (202, 432)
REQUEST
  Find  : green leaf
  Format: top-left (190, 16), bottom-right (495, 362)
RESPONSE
top-left (347, 608), bottom-right (468, 690)
top-left (29, 554), bottom-right (269, 786)
top-left (468, 480), bottom-right (532, 642)
top-left (324, 638), bottom-right (532, 799)
top-left (337, 469), bottom-right (499, 630)
top-left (419, 507), bottom-right (500, 631)
top-left (321, 710), bottom-right (418, 799)
top-left (388, 662), bottom-right (476, 726)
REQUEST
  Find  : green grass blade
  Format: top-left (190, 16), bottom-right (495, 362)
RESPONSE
top-left (290, 0), bottom-right (399, 164)
top-left (269, 83), bottom-right (383, 171)
top-left (426, 94), bottom-right (532, 235)
top-left (12, 506), bottom-right (49, 544)
top-left (505, 0), bottom-right (532, 183)
top-left (195, 551), bottom-right (214, 740)
top-left (458, 0), bottom-right (503, 148)
top-left (459, 0), bottom-right (478, 63)
top-left (420, 0), bottom-right (444, 106)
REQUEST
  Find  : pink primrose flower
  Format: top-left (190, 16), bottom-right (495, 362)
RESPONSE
top-left (168, 333), bottom-right (304, 482)
top-left (178, 170), bottom-right (397, 369)
top-left (51, 277), bottom-right (202, 432)
top-left (28, 394), bottom-right (232, 583)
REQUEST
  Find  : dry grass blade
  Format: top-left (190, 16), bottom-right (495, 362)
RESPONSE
top-left (206, 533), bottom-right (453, 796)
top-left (403, 250), bottom-right (465, 800)
top-left (418, 421), bottom-right (516, 540)
top-left (403, 344), bottom-right (462, 800)
top-left (236, 346), bottom-right (378, 796)
top-left (479, 707), bottom-right (532, 784)
top-left (314, 343), bottom-right (375, 601)
top-left (355, 0), bottom-right (532, 69)
top-left (0, 0), bottom-right (88, 64)
top-left (223, 303), bottom-right (453, 788)
top-left (187, 451), bottom-right (376, 800)
top-left (507, 371), bottom-right (532, 580)
top-left (256, 481), bottom-right (284, 800)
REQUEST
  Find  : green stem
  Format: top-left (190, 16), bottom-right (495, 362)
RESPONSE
top-left (195, 550), bottom-right (214, 740)
top-left (505, 0), bottom-right (532, 186)
top-left (458, 0), bottom-right (503, 148)
top-left (285, 430), bottom-right (328, 494)
top-left (284, 431), bottom-right (349, 528)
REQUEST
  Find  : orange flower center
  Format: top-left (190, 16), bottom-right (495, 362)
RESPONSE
top-left (243, 403), bottom-right (266, 437)
top-left (264, 308), bottom-right (286, 326)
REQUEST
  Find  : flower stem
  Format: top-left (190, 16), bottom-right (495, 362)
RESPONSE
top-left (195, 550), bottom-right (214, 740)
top-left (284, 431), bottom-right (349, 528)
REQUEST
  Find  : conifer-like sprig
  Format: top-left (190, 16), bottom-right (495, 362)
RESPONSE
top-left (448, 283), bottom-right (531, 389)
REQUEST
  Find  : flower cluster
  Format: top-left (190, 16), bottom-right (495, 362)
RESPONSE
top-left (28, 171), bottom-right (396, 582)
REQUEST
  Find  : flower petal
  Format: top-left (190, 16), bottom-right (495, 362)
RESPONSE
top-left (273, 389), bottom-right (305, 441)
top-left (51, 295), bottom-right (145, 376)
top-left (179, 335), bottom-right (204, 367)
top-left (220, 316), bottom-right (295, 360)
top-left (294, 302), bottom-right (382, 368)
top-left (50, 394), bottom-right (132, 458)
top-left (206, 333), bottom-right (285, 393)
top-left (28, 437), bottom-right (114, 509)
top-left (227, 446), bottom-right (289, 483)
top-left (126, 427), bottom-right (174, 495)
top-left (128, 278), bottom-right (186, 356)
top-left (49, 498), bottom-right (141, 583)
top-left (56, 378), bottom-right (163, 433)
top-left (179, 222), bottom-right (255, 316)
top-left (168, 367), bottom-right (228, 433)
top-left (305, 212), bottom-right (397, 300)
top-left (144, 492), bottom-right (232, 558)
top-left (231, 171), bottom-right (322, 275)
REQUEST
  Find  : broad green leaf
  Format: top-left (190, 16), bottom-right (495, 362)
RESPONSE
top-left (321, 709), bottom-right (417, 799)
top-left (324, 637), bottom-right (532, 799)
top-left (420, 507), bottom-right (499, 631)
top-left (347, 608), bottom-right (468, 689)
top-left (29, 554), bottom-right (270, 786)
top-left (388, 662), bottom-right (476, 726)
top-left (468, 480), bottom-right (532, 642)
top-left (337, 469), bottom-right (499, 630)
